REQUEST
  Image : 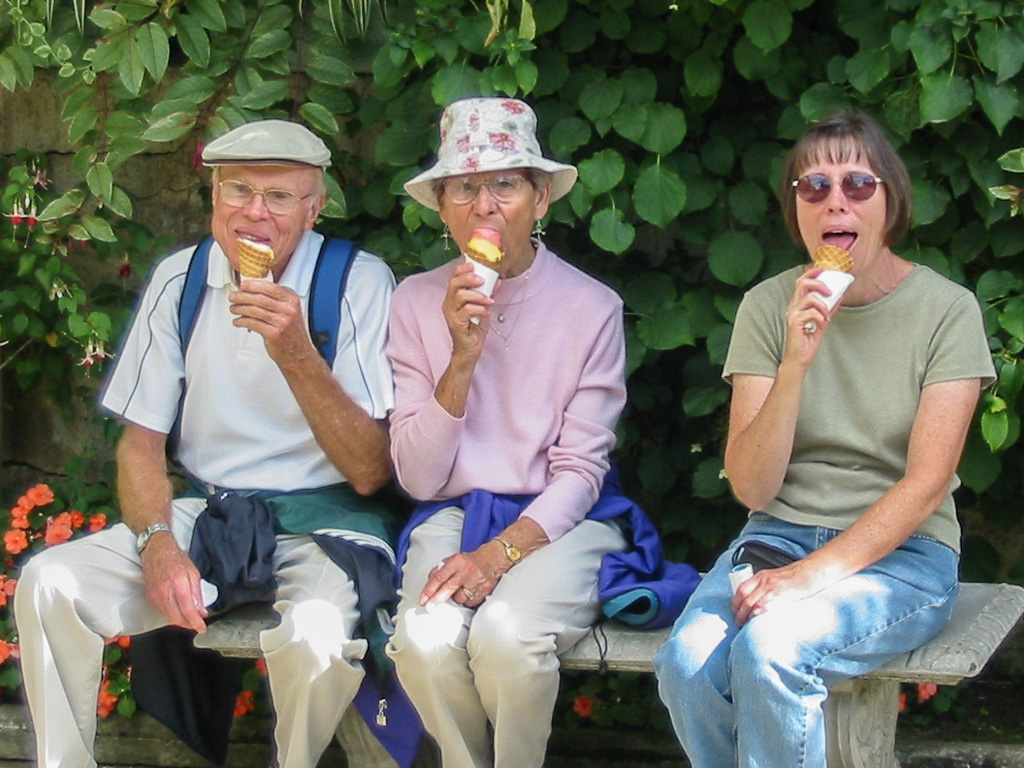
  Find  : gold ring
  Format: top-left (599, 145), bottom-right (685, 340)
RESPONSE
top-left (462, 588), bottom-right (476, 600)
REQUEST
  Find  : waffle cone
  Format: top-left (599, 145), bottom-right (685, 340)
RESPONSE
top-left (813, 244), bottom-right (853, 273)
top-left (237, 239), bottom-right (275, 279)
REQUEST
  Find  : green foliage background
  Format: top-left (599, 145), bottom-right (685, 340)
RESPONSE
top-left (5, 0), bottom-right (1024, 584)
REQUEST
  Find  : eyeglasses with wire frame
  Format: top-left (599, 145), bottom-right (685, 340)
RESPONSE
top-left (217, 180), bottom-right (315, 215)
top-left (792, 172), bottom-right (884, 204)
top-left (441, 174), bottom-right (533, 205)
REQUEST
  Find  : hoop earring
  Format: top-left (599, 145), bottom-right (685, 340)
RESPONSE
top-left (442, 226), bottom-right (452, 251)
top-left (532, 220), bottom-right (545, 237)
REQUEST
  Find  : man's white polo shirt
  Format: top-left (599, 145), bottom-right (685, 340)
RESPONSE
top-left (101, 230), bottom-right (395, 491)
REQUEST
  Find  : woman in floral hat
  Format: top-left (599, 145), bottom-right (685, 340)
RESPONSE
top-left (386, 97), bottom-right (695, 767)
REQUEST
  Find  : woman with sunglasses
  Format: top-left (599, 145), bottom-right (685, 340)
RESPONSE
top-left (654, 110), bottom-right (994, 768)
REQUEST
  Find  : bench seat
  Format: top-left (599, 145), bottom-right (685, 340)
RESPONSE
top-left (194, 581), bottom-right (1024, 768)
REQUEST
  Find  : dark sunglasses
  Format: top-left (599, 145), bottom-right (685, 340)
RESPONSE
top-left (792, 172), bottom-right (884, 204)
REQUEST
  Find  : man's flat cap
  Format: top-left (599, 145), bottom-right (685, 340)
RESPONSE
top-left (201, 119), bottom-right (332, 169)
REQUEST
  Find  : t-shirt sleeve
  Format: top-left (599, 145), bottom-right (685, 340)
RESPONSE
top-left (924, 290), bottom-right (996, 388)
top-left (99, 255), bottom-right (189, 433)
top-left (722, 278), bottom-right (789, 383)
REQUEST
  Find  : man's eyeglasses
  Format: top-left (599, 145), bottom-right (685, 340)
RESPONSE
top-left (217, 180), bottom-right (314, 215)
top-left (442, 174), bottom-right (532, 205)
top-left (792, 172), bottom-right (884, 204)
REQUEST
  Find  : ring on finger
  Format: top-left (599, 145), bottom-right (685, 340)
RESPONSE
top-left (462, 587), bottom-right (476, 601)
top-left (802, 320), bottom-right (817, 334)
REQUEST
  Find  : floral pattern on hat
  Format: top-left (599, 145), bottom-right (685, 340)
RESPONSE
top-left (404, 97), bottom-right (578, 211)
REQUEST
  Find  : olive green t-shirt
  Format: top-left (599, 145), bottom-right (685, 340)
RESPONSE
top-left (723, 265), bottom-right (995, 552)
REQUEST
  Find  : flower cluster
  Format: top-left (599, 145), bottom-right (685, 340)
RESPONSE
top-left (1, 482), bottom-right (269, 723)
top-left (1, 484), bottom-right (124, 716)
top-left (5, 484), bottom-right (107, 555)
top-left (899, 681), bottom-right (940, 713)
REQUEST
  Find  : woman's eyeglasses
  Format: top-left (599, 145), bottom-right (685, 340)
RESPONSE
top-left (792, 172), bottom-right (884, 204)
top-left (217, 180), bottom-right (314, 215)
top-left (442, 174), bottom-right (531, 205)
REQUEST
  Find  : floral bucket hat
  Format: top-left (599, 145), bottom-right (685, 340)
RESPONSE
top-left (403, 97), bottom-right (578, 211)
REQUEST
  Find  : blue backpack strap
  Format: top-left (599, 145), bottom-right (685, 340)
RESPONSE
top-left (308, 238), bottom-right (356, 368)
top-left (178, 236), bottom-right (214, 354)
top-left (169, 236), bottom-right (214, 462)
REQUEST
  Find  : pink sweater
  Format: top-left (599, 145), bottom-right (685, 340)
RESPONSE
top-left (387, 243), bottom-right (627, 542)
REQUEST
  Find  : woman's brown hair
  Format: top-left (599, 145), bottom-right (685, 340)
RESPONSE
top-left (779, 111), bottom-right (913, 247)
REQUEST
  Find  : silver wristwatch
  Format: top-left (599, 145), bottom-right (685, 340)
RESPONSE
top-left (136, 522), bottom-right (171, 554)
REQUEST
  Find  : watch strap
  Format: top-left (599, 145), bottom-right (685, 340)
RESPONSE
top-left (136, 522), bottom-right (172, 554)
top-left (494, 536), bottom-right (522, 564)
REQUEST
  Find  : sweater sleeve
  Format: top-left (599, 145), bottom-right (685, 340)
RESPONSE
top-left (387, 279), bottom-right (466, 499)
top-left (520, 298), bottom-right (627, 541)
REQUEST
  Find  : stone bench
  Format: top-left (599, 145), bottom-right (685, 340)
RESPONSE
top-left (195, 581), bottom-right (1024, 768)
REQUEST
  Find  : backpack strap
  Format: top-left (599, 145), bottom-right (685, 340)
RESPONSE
top-left (308, 237), bottom-right (357, 368)
top-left (169, 236), bottom-right (214, 463)
top-left (178, 236), bottom-right (215, 355)
top-left (169, 236), bottom-right (356, 462)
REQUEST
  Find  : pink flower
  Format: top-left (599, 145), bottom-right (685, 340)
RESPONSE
top-left (490, 132), bottom-right (515, 151)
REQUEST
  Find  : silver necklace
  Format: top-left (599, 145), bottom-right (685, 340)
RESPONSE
top-left (489, 270), bottom-right (530, 348)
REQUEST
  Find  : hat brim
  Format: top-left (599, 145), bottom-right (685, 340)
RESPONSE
top-left (404, 161), bottom-right (578, 211)
top-left (201, 158), bottom-right (327, 169)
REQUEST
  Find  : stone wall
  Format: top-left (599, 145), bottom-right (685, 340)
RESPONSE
top-left (1, 72), bottom-right (210, 491)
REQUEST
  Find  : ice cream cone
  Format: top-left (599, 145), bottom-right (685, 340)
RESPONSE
top-left (811, 245), bottom-right (854, 311)
top-left (464, 228), bottom-right (503, 325)
top-left (237, 239), bottom-right (275, 281)
top-left (813, 244), bottom-right (854, 273)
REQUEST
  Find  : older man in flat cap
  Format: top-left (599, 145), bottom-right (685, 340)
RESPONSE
top-left (15, 119), bottom-right (400, 768)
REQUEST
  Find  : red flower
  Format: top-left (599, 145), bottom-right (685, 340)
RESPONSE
top-left (917, 683), bottom-right (938, 703)
top-left (0, 640), bottom-right (11, 664)
top-left (44, 513), bottom-right (74, 546)
top-left (69, 510), bottom-right (85, 529)
top-left (502, 100), bottom-right (526, 114)
top-left (234, 689), bottom-right (255, 717)
top-left (254, 658), bottom-right (268, 675)
top-left (97, 678), bottom-right (118, 718)
top-left (4, 530), bottom-right (28, 555)
top-left (89, 513), bottom-right (108, 532)
top-left (573, 694), bottom-right (597, 719)
top-left (118, 262), bottom-right (133, 278)
top-left (25, 484), bottom-right (54, 507)
top-left (899, 692), bottom-right (907, 712)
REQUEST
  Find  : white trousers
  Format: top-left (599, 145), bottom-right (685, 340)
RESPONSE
top-left (387, 507), bottom-right (626, 768)
top-left (14, 497), bottom-right (367, 768)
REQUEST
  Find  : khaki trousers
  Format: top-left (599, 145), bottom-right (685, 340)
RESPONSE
top-left (387, 507), bottom-right (625, 768)
top-left (14, 497), bottom-right (366, 768)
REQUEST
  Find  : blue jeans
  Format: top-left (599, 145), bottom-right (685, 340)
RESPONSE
top-left (652, 514), bottom-right (958, 768)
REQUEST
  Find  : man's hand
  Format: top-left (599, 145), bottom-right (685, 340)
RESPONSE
top-left (141, 533), bottom-right (208, 633)
top-left (229, 280), bottom-right (315, 367)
